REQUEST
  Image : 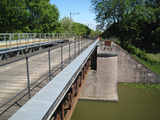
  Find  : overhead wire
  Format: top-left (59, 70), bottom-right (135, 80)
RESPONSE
top-left (79, 14), bottom-right (86, 22)
top-left (53, 0), bottom-right (87, 23)
top-left (54, 0), bottom-right (78, 13)
top-left (54, 2), bottom-right (70, 12)
top-left (60, 11), bottom-right (69, 17)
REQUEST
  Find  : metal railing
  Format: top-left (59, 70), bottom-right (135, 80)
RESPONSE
top-left (0, 33), bottom-right (77, 60)
top-left (0, 34), bottom-right (97, 119)
top-left (9, 39), bottom-right (99, 120)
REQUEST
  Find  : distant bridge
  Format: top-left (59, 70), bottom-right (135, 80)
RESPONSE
top-left (0, 33), bottom-right (77, 60)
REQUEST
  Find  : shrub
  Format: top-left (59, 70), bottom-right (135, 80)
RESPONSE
top-left (125, 43), bottom-right (159, 65)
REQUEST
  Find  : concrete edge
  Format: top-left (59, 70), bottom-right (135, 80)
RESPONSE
top-left (79, 93), bottom-right (119, 102)
top-left (97, 52), bottom-right (119, 57)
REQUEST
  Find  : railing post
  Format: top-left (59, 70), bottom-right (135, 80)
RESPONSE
top-left (26, 56), bottom-right (31, 99)
top-left (85, 36), bottom-right (86, 48)
top-left (48, 49), bottom-right (51, 81)
top-left (9, 34), bottom-right (11, 53)
top-left (74, 41), bottom-right (76, 58)
top-left (5, 35), bottom-right (7, 53)
top-left (69, 43), bottom-right (70, 63)
top-left (84, 35), bottom-right (85, 49)
top-left (27, 34), bottom-right (29, 48)
top-left (78, 37), bottom-right (80, 55)
top-left (81, 37), bottom-right (82, 52)
top-left (34, 33), bottom-right (36, 47)
top-left (19, 34), bottom-right (21, 51)
top-left (61, 46), bottom-right (63, 70)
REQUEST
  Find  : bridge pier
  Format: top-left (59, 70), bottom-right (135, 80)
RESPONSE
top-left (80, 47), bottom-right (119, 101)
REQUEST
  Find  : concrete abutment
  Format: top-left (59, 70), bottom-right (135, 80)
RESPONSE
top-left (79, 51), bottom-right (119, 101)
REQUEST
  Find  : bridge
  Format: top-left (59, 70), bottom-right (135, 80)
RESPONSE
top-left (9, 39), bottom-right (99, 120)
top-left (0, 33), bottom-right (77, 60)
top-left (0, 34), bottom-right (99, 120)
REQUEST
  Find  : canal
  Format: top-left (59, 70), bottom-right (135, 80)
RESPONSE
top-left (71, 83), bottom-right (160, 120)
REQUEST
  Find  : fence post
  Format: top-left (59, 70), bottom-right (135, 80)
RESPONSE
top-left (83, 35), bottom-right (86, 50)
top-left (81, 36), bottom-right (82, 52)
top-left (26, 56), bottom-right (31, 99)
top-left (78, 36), bottom-right (79, 55)
top-left (61, 46), bottom-right (63, 70)
top-left (69, 43), bottom-right (70, 63)
top-left (9, 34), bottom-right (11, 53)
top-left (74, 41), bottom-right (76, 58)
top-left (48, 49), bottom-right (51, 81)
top-left (19, 34), bottom-right (21, 51)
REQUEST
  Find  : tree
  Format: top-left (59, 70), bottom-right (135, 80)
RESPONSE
top-left (59, 17), bottom-right (91, 35)
top-left (91, 0), bottom-right (160, 48)
top-left (60, 17), bottom-right (72, 33)
top-left (24, 0), bottom-right (59, 33)
top-left (0, 0), bottom-right (60, 33)
top-left (0, 0), bottom-right (27, 33)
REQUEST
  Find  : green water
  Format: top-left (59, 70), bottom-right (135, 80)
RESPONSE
top-left (71, 83), bottom-right (160, 120)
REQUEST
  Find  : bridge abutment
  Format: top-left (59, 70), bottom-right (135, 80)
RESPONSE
top-left (79, 48), bottom-right (119, 101)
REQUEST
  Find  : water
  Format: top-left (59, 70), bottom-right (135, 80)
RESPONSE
top-left (71, 83), bottom-right (160, 120)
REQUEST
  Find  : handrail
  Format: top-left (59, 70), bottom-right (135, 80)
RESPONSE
top-left (9, 39), bottom-right (99, 120)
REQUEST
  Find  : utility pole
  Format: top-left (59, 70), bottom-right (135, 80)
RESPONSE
top-left (70, 12), bottom-right (79, 33)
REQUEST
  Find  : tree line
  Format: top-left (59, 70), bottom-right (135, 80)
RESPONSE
top-left (0, 0), bottom-right (94, 35)
top-left (91, 0), bottom-right (160, 48)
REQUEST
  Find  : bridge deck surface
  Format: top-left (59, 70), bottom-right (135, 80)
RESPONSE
top-left (0, 40), bottom-right (92, 120)
top-left (9, 39), bottom-right (98, 120)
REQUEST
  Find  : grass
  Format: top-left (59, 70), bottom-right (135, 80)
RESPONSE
top-left (122, 82), bottom-right (160, 92)
top-left (132, 54), bottom-right (160, 75)
top-left (144, 45), bottom-right (160, 62)
top-left (115, 38), bottom-right (160, 75)
top-left (147, 53), bottom-right (160, 62)
top-left (122, 83), bottom-right (160, 92)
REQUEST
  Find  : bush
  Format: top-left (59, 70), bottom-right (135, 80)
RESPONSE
top-left (125, 43), bottom-right (159, 65)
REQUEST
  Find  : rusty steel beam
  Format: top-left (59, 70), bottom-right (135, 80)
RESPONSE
top-left (51, 57), bottom-right (91, 120)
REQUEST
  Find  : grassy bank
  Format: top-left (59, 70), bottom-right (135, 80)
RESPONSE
top-left (114, 38), bottom-right (160, 75)
top-left (132, 54), bottom-right (160, 75)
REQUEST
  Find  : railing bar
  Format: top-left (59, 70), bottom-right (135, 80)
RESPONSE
top-left (26, 56), bottom-right (31, 99)
top-left (69, 43), bottom-right (70, 63)
top-left (0, 40), bottom-right (80, 67)
top-left (0, 39), bottom-right (92, 112)
top-left (48, 50), bottom-right (51, 81)
top-left (0, 48), bottom-right (83, 109)
top-left (61, 46), bottom-right (63, 70)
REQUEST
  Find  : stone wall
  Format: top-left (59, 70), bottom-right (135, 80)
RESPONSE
top-left (117, 46), bottom-right (160, 83)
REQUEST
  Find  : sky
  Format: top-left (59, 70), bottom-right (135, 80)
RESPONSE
top-left (50, 0), bottom-right (97, 31)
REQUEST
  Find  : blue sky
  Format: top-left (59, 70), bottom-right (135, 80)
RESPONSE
top-left (50, 0), bottom-right (97, 31)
